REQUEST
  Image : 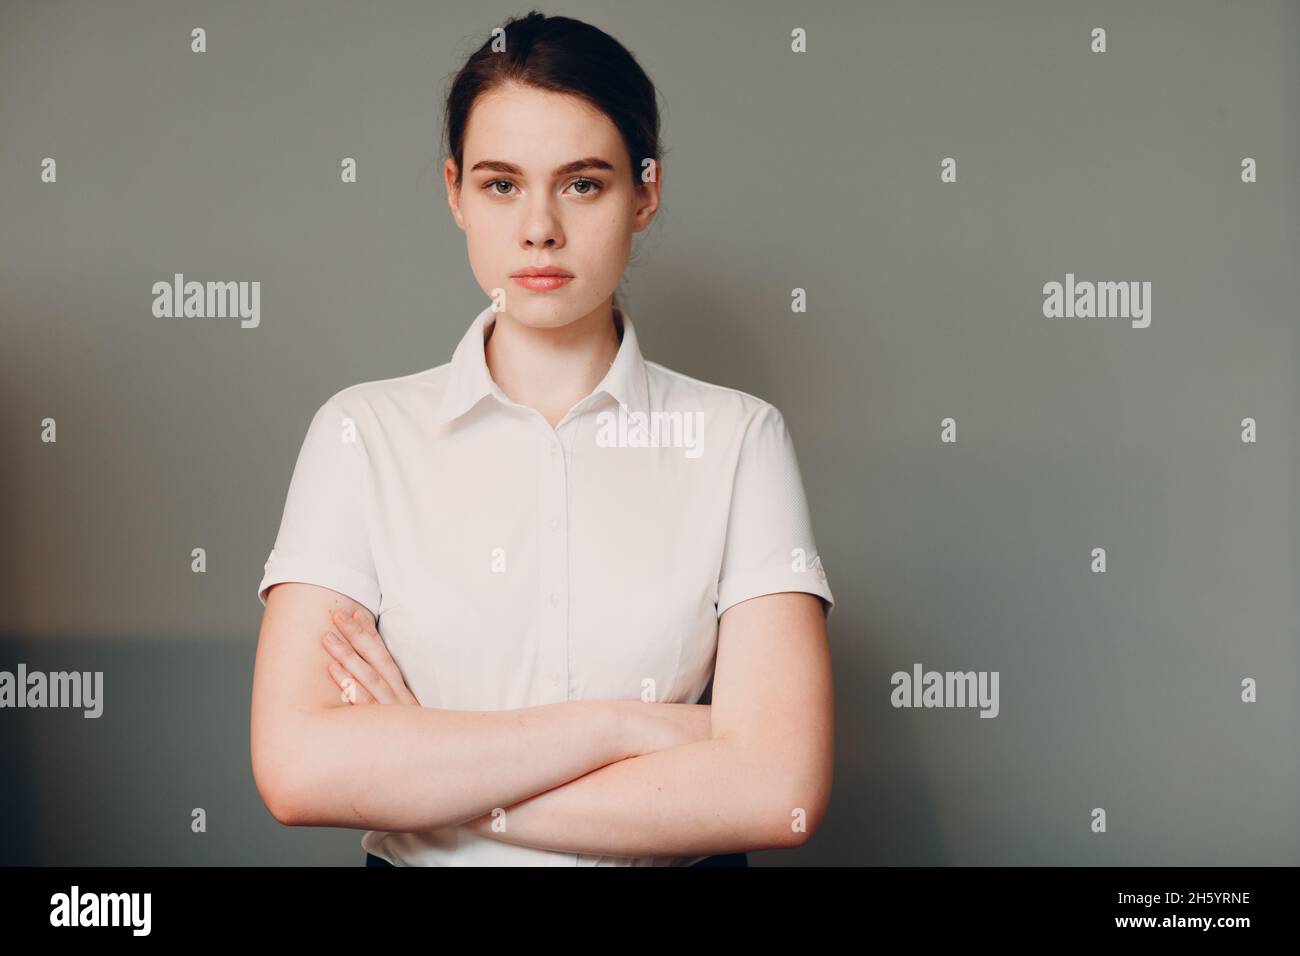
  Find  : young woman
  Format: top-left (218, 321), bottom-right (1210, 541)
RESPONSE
top-left (250, 11), bottom-right (836, 867)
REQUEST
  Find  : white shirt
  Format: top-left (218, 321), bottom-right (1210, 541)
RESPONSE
top-left (257, 303), bottom-right (835, 866)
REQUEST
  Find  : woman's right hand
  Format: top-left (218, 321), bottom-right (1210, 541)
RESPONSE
top-left (624, 701), bottom-right (713, 757)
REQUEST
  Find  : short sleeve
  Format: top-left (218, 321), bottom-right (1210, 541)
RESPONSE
top-left (716, 403), bottom-right (835, 622)
top-left (256, 397), bottom-right (382, 617)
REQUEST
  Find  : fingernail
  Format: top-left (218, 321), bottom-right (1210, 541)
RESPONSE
top-left (323, 631), bottom-right (341, 645)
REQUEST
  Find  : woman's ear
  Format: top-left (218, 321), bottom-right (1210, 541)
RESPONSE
top-left (444, 157), bottom-right (466, 230)
top-left (633, 161), bottom-right (661, 232)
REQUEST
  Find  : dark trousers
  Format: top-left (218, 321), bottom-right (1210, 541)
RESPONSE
top-left (365, 851), bottom-right (747, 867)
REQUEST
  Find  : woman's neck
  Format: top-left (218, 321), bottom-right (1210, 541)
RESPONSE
top-left (484, 302), bottom-right (623, 428)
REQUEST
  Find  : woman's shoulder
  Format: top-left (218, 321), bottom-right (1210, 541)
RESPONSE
top-left (643, 359), bottom-right (782, 426)
top-left (318, 362), bottom-right (452, 424)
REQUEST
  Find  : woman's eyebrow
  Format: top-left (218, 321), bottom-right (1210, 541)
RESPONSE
top-left (469, 157), bottom-right (616, 177)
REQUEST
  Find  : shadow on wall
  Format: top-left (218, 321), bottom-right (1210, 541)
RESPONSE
top-left (0, 636), bottom-right (360, 865)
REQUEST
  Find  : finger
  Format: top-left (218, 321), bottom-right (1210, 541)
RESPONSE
top-left (328, 660), bottom-right (376, 705)
top-left (320, 628), bottom-right (399, 705)
top-left (327, 610), bottom-right (410, 704)
top-left (330, 607), bottom-right (420, 706)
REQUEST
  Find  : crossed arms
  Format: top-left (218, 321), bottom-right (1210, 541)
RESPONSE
top-left (250, 581), bottom-right (833, 858)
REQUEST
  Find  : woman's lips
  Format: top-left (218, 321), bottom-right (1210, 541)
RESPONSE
top-left (512, 275), bottom-right (573, 292)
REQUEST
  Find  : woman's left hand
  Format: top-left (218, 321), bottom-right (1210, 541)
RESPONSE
top-left (321, 607), bottom-right (420, 706)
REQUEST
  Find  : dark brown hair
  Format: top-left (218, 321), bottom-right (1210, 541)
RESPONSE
top-left (442, 11), bottom-right (665, 309)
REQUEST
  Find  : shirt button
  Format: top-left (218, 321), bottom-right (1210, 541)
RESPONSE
top-left (549, 443), bottom-right (558, 457)
top-left (549, 518), bottom-right (559, 531)
top-left (549, 592), bottom-right (559, 607)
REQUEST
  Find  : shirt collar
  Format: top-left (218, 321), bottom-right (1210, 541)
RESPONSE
top-left (433, 302), bottom-right (651, 426)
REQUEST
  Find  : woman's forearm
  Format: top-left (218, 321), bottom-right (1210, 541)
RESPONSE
top-left (269, 699), bottom-right (644, 831)
top-left (460, 737), bottom-right (802, 858)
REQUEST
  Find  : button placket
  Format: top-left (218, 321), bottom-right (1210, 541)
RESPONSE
top-left (540, 429), bottom-right (570, 699)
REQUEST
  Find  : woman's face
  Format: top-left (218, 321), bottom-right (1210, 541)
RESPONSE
top-left (445, 81), bottom-right (660, 329)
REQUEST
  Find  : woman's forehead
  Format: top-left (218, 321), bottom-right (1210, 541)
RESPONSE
top-left (465, 86), bottom-right (621, 158)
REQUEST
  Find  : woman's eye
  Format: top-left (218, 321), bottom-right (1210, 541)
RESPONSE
top-left (482, 179), bottom-right (603, 198)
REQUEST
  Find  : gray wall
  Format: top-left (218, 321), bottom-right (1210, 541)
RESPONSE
top-left (1, 0), bottom-right (1295, 865)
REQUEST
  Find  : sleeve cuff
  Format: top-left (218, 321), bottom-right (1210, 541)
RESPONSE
top-left (716, 566), bottom-right (835, 622)
top-left (257, 549), bottom-right (383, 619)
